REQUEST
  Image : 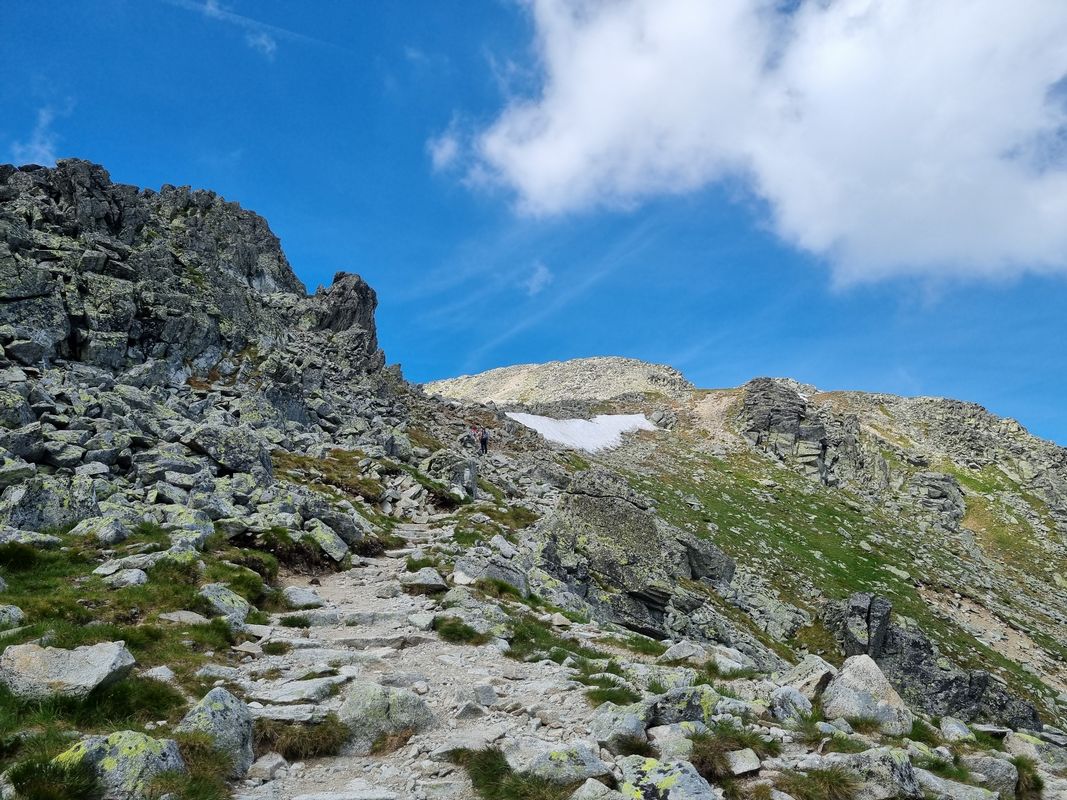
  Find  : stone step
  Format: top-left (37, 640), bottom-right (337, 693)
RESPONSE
top-left (247, 703), bottom-right (331, 723)
top-left (325, 633), bottom-right (432, 650)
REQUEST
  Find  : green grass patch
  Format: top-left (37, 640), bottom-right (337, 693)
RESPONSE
top-left (146, 732), bottom-right (232, 800)
top-left (603, 633), bottom-right (668, 657)
top-left (7, 757), bottom-right (103, 800)
top-left (1013, 755), bottom-right (1044, 799)
top-left (775, 766), bottom-right (860, 800)
top-left (433, 617), bottom-right (491, 645)
top-left (505, 614), bottom-right (608, 663)
top-left (449, 748), bottom-right (578, 800)
top-left (405, 556), bottom-right (438, 572)
top-left (907, 719), bottom-right (943, 747)
top-left (252, 714), bottom-right (349, 761)
top-left (481, 505), bottom-right (539, 531)
top-left (475, 578), bottom-right (524, 599)
top-left (278, 615), bottom-right (311, 628)
top-left (585, 686), bottom-right (640, 707)
top-left (688, 721), bottom-right (782, 782)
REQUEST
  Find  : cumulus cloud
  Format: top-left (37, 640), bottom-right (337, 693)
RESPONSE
top-left (11, 107), bottom-right (61, 166)
top-left (428, 129), bottom-right (461, 172)
top-left (524, 261), bottom-right (554, 295)
top-left (474, 0), bottom-right (1067, 282)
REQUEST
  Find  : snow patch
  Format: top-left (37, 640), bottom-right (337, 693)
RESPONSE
top-left (505, 412), bottom-right (655, 453)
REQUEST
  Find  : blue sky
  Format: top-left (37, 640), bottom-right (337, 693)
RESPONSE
top-left (3, 1), bottom-right (1067, 443)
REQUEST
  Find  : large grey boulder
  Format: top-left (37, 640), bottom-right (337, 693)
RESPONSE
top-left (915, 768), bottom-right (997, 800)
top-left (652, 684), bottom-right (721, 726)
top-left (589, 701), bottom-right (652, 752)
top-left (771, 685), bottom-right (813, 723)
top-left (823, 747), bottom-right (922, 800)
top-left (177, 687), bottom-right (254, 777)
top-left (618, 755), bottom-right (718, 799)
top-left (69, 515), bottom-right (130, 545)
top-left (0, 604), bottom-right (24, 628)
top-left (399, 567), bottom-right (448, 592)
top-left (502, 737), bottom-right (612, 785)
top-left (958, 755), bottom-right (1017, 799)
top-left (0, 474), bottom-right (98, 531)
top-left (338, 680), bottom-right (434, 754)
top-left (184, 422), bottom-right (273, 481)
top-left (822, 655), bottom-right (914, 736)
top-left (199, 583), bottom-right (251, 626)
top-left (282, 586), bottom-right (324, 609)
top-left (53, 730), bottom-right (185, 800)
top-left (0, 641), bottom-right (135, 699)
top-left (779, 654), bottom-right (838, 701)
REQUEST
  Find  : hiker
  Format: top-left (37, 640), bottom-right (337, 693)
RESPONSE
top-left (479, 426), bottom-right (490, 455)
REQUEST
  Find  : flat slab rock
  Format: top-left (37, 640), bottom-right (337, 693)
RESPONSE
top-left (0, 641), bottom-right (134, 699)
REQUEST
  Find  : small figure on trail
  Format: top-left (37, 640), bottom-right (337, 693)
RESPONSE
top-left (479, 426), bottom-right (490, 455)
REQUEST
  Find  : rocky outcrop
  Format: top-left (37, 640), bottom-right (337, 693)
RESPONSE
top-left (825, 593), bottom-right (1041, 730)
top-left (0, 160), bottom-right (382, 377)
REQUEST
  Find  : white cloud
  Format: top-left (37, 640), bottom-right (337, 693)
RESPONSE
top-left (245, 31), bottom-right (277, 59)
top-left (473, 0), bottom-right (1067, 283)
top-left (428, 130), bottom-right (461, 171)
top-left (524, 261), bottom-right (554, 295)
top-left (11, 108), bottom-right (61, 166)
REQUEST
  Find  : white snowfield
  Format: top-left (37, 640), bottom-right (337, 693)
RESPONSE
top-left (505, 412), bottom-right (655, 452)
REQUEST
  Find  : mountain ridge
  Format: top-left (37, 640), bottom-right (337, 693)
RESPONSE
top-left (0, 160), bottom-right (1065, 800)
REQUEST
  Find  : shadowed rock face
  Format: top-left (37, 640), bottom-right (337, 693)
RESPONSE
top-left (825, 592), bottom-right (1041, 730)
top-left (0, 160), bottom-right (381, 375)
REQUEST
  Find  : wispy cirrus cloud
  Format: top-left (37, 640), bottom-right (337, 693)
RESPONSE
top-left (10, 103), bottom-right (72, 166)
top-left (467, 0), bottom-right (1067, 285)
top-left (162, 0), bottom-right (337, 58)
top-left (523, 261), bottom-right (553, 296)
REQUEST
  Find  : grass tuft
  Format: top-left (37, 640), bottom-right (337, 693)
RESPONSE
top-left (449, 748), bottom-right (578, 800)
top-left (7, 757), bottom-right (103, 800)
top-left (688, 722), bottom-right (781, 781)
top-left (252, 714), bottom-right (349, 761)
top-left (432, 617), bottom-right (491, 646)
top-left (775, 766), bottom-right (860, 800)
top-left (1013, 755), bottom-right (1044, 799)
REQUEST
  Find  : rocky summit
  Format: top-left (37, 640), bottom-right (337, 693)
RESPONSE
top-left (0, 160), bottom-right (1064, 800)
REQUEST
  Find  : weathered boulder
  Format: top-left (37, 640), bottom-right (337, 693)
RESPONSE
top-left (282, 586), bottom-right (324, 609)
top-left (822, 655), bottom-right (914, 736)
top-left (0, 474), bottom-right (98, 532)
top-left (104, 569), bottom-right (148, 588)
top-left (0, 604), bottom-right (23, 628)
top-left (0, 641), bottom-right (135, 699)
top-left (959, 754), bottom-right (1018, 799)
top-left (589, 701), bottom-right (652, 752)
top-left (69, 515), bottom-right (130, 545)
top-left (652, 684), bottom-right (722, 727)
top-left (823, 747), bottom-right (922, 800)
top-left (502, 737), bottom-right (612, 785)
top-left (184, 422), bottom-right (273, 481)
top-left (779, 654), bottom-right (838, 701)
top-left (198, 583), bottom-right (251, 626)
top-left (771, 685), bottom-right (813, 723)
top-left (399, 567), bottom-right (448, 592)
top-left (338, 680), bottom-right (434, 754)
top-left (618, 755), bottom-right (718, 799)
top-left (176, 687), bottom-right (254, 777)
top-left (53, 730), bottom-right (185, 800)
top-left (915, 768), bottom-right (997, 800)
